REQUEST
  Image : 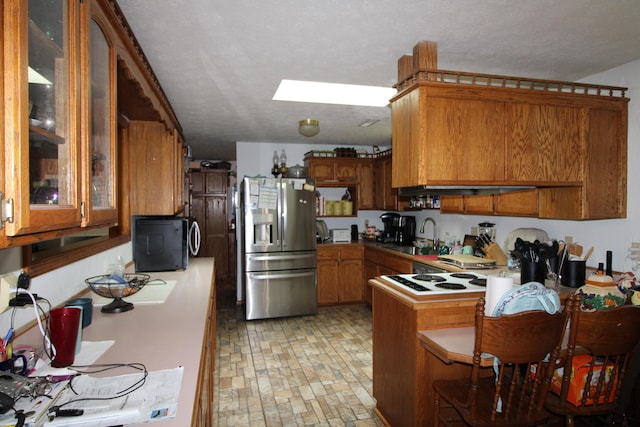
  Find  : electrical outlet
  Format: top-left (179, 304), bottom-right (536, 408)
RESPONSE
top-left (564, 235), bottom-right (574, 244)
top-left (0, 273), bottom-right (18, 313)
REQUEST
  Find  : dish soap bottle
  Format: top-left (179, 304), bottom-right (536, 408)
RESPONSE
top-left (576, 262), bottom-right (625, 311)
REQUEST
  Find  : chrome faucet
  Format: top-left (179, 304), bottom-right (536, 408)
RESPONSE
top-left (419, 217), bottom-right (438, 250)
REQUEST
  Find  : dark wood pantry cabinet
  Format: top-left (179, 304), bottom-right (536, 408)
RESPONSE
top-left (190, 170), bottom-right (231, 279)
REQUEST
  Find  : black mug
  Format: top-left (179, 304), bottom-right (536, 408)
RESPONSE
top-left (561, 260), bottom-right (586, 288)
top-left (521, 260), bottom-right (546, 284)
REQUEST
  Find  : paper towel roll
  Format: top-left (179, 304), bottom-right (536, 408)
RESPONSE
top-left (485, 275), bottom-right (515, 316)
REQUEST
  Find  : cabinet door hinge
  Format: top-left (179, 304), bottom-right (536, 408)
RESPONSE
top-left (0, 192), bottom-right (15, 227)
top-left (81, 201), bottom-right (86, 218)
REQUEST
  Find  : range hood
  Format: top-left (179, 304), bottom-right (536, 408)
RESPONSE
top-left (398, 185), bottom-right (535, 196)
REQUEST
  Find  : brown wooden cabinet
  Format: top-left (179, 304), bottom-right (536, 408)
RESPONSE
top-left (126, 121), bottom-right (183, 216)
top-left (2, 0), bottom-right (84, 239)
top-left (538, 106), bottom-right (627, 219)
top-left (390, 49), bottom-right (629, 220)
top-left (505, 103), bottom-right (582, 185)
top-left (392, 87), bottom-right (507, 189)
top-left (440, 189), bottom-right (538, 217)
top-left (190, 170), bottom-right (230, 279)
top-left (371, 282), bottom-right (479, 427)
top-left (373, 152), bottom-right (407, 211)
top-left (305, 157), bottom-right (359, 182)
top-left (317, 244), bottom-right (364, 305)
top-left (392, 82), bottom-right (628, 219)
top-left (1, 0), bottom-right (183, 247)
top-left (357, 159), bottom-right (375, 210)
top-left (306, 153), bottom-right (407, 213)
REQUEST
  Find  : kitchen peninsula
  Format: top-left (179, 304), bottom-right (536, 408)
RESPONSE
top-left (369, 272), bottom-right (572, 427)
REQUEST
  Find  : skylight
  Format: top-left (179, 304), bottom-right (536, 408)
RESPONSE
top-left (273, 79), bottom-right (396, 107)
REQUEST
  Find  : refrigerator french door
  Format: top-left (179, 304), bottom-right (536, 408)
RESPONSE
top-left (241, 177), bottom-right (317, 320)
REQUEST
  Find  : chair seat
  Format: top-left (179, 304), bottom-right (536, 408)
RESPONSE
top-left (545, 388), bottom-right (617, 418)
top-left (434, 376), bottom-right (554, 427)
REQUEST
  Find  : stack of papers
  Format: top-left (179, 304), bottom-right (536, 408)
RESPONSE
top-left (44, 367), bottom-right (183, 426)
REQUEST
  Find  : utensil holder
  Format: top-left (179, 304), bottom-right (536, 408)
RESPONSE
top-left (482, 242), bottom-right (509, 266)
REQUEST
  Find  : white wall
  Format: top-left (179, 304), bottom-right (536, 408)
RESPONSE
top-left (0, 243), bottom-right (132, 333)
top-left (237, 58), bottom-right (640, 274)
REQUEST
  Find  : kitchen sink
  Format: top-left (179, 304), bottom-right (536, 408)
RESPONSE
top-left (382, 244), bottom-right (439, 256)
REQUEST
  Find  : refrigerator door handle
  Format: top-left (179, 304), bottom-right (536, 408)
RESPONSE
top-left (280, 182), bottom-right (286, 248)
top-left (248, 253), bottom-right (315, 262)
top-left (250, 271), bottom-right (315, 280)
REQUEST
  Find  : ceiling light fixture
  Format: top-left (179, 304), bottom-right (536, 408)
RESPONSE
top-left (298, 119), bottom-right (320, 137)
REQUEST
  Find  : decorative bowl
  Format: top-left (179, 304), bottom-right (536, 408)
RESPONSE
top-left (85, 273), bottom-right (150, 313)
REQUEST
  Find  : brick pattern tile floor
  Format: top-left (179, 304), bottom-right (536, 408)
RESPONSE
top-left (214, 305), bottom-right (384, 427)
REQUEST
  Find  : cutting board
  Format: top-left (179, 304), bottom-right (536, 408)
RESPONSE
top-left (437, 254), bottom-right (496, 269)
top-left (94, 280), bottom-right (176, 306)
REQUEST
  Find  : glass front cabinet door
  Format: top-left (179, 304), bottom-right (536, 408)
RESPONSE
top-left (80, 2), bottom-right (117, 227)
top-left (3, 0), bottom-right (81, 237)
top-left (2, 0), bottom-right (117, 242)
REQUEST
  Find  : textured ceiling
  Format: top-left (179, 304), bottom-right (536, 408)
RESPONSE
top-left (117, 0), bottom-right (640, 161)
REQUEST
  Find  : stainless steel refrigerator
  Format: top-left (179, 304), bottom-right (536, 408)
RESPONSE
top-left (240, 177), bottom-right (317, 320)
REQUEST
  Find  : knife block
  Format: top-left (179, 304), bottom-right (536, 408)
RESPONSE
top-left (482, 242), bottom-right (509, 266)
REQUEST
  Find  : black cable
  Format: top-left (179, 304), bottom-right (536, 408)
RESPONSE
top-left (49, 362), bottom-right (148, 412)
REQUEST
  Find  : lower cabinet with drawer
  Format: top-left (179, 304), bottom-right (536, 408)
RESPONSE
top-left (317, 244), bottom-right (364, 305)
top-left (363, 246), bottom-right (414, 305)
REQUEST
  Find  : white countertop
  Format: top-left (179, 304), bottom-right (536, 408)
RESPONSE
top-left (17, 258), bottom-right (215, 426)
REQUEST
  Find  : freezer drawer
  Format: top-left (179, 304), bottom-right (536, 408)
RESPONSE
top-left (245, 268), bottom-right (317, 320)
top-left (245, 251), bottom-right (316, 272)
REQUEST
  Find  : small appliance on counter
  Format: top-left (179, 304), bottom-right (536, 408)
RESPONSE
top-left (316, 220), bottom-right (330, 242)
top-left (396, 215), bottom-right (416, 246)
top-left (378, 212), bottom-right (400, 243)
top-left (331, 229), bottom-right (351, 243)
top-left (132, 215), bottom-right (201, 272)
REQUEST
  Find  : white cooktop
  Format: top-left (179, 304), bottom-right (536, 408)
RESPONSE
top-left (380, 272), bottom-right (488, 296)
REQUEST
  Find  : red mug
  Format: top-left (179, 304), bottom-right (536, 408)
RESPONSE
top-left (49, 307), bottom-right (81, 368)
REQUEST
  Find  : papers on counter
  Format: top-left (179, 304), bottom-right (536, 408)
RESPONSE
top-left (44, 366), bottom-right (183, 426)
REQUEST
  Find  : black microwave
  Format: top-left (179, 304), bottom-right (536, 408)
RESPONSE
top-left (132, 216), bottom-right (189, 272)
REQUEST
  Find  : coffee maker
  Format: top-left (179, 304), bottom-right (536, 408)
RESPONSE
top-left (378, 212), bottom-right (400, 243)
top-left (396, 215), bottom-right (416, 246)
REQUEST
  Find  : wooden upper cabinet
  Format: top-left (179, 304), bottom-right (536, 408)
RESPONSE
top-left (494, 190), bottom-right (538, 217)
top-left (390, 41), bottom-right (628, 220)
top-left (538, 105), bottom-right (627, 219)
top-left (81, 3), bottom-right (118, 227)
top-left (392, 85), bottom-right (506, 188)
top-left (441, 190), bottom-right (538, 217)
top-left (192, 170), bottom-right (227, 195)
top-left (1, 0), bottom-right (182, 246)
top-left (127, 121), bottom-right (183, 216)
top-left (306, 158), bottom-right (335, 182)
top-left (305, 157), bottom-right (359, 182)
top-left (373, 153), bottom-right (405, 211)
top-left (2, 0), bottom-right (83, 239)
top-left (91, 0), bottom-right (184, 220)
top-left (505, 102), bottom-right (583, 185)
top-left (357, 159), bottom-right (374, 210)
